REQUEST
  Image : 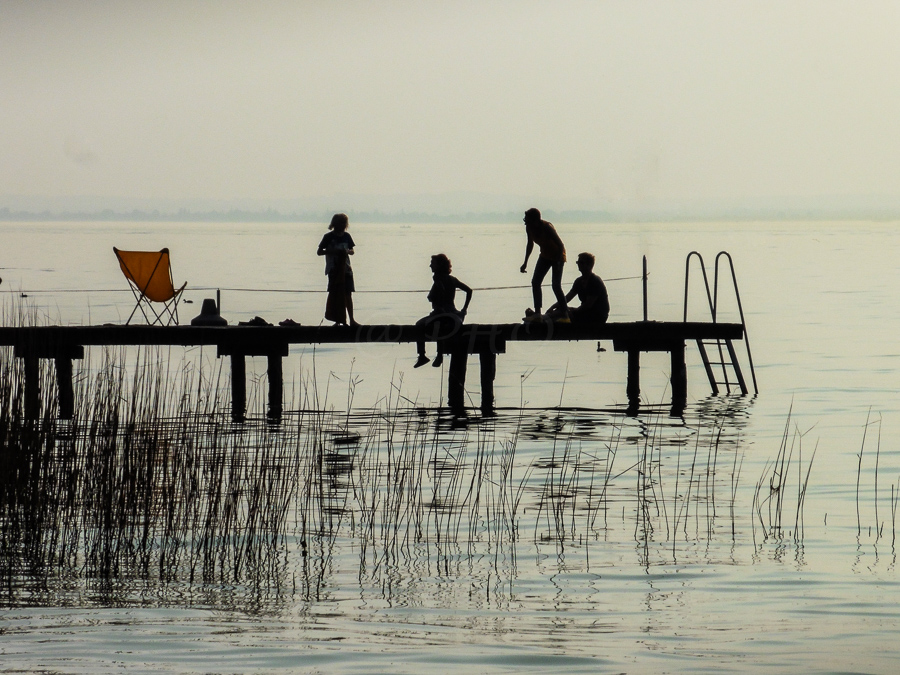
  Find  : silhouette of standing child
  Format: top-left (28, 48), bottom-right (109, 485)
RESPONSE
top-left (414, 254), bottom-right (473, 368)
top-left (520, 207), bottom-right (567, 320)
top-left (317, 213), bottom-right (359, 327)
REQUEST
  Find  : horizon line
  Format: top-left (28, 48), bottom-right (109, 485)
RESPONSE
top-left (3, 205), bottom-right (900, 224)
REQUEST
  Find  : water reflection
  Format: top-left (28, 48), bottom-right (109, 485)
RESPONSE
top-left (1, 353), bottom-right (761, 614)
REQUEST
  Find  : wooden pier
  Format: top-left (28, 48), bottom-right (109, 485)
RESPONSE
top-left (0, 320), bottom-right (744, 420)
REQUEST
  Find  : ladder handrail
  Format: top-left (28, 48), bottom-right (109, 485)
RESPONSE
top-left (713, 252), bottom-right (757, 394)
top-left (683, 250), bottom-right (758, 394)
top-left (683, 251), bottom-right (715, 322)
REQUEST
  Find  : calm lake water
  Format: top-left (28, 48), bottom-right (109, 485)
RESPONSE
top-left (2, 219), bottom-right (900, 673)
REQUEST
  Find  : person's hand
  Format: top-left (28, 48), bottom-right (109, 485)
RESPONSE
top-left (520, 264), bottom-right (527, 274)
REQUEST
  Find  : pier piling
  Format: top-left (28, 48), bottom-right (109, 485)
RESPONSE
top-left (0, 321), bottom-right (745, 419)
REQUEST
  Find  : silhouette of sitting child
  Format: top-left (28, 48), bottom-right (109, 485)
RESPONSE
top-left (414, 254), bottom-right (473, 368)
top-left (544, 252), bottom-right (609, 324)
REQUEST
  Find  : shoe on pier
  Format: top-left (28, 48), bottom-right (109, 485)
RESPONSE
top-left (414, 355), bottom-right (430, 368)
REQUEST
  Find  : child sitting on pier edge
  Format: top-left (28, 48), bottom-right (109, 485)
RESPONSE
top-left (414, 254), bottom-right (473, 368)
top-left (543, 252), bottom-right (610, 324)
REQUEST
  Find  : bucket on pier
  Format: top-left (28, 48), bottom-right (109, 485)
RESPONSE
top-left (190, 298), bottom-right (227, 326)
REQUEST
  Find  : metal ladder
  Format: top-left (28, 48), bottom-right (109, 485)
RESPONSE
top-left (683, 251), bottom-right (758, 395)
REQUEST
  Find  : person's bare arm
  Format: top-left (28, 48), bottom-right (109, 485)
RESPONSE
top-left (459, 281), bottom-right (473, 314)
top-left (520, 238), bottom-right (534, 273)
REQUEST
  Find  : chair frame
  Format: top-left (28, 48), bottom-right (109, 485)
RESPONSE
top-left (113, 247), bottom-right (187, 326)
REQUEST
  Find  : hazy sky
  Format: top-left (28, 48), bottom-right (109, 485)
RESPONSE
top-left (3, 1), bottom-right (900, 211)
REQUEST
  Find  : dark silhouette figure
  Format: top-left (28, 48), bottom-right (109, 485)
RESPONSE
top-left (545, 252), bottom-right (610, 324)
top-left (520, 207), bottom-right (566, 319)
top-left (414, 254), bottom-right (473, 368)
top-left (317, 213), bottom-right (359, 327)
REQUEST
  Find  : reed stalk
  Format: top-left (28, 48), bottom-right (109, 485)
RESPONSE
top-left (0, 302), bottom-right (761, 607)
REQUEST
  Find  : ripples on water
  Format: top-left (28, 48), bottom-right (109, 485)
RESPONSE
top-left (5, 221), bottom-right (900, 673)
top-left (0, 345), bottom-right (891, 674)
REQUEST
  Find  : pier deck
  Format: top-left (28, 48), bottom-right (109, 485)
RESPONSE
top-left (0, 320), bottom-right (744, 419)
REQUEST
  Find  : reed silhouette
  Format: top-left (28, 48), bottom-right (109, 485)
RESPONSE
top-left (0, 308), bottom-right (776, 609)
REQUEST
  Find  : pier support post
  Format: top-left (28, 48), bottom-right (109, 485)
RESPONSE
top-left (55, 357), bottom-right (74, 419)
top-left (670, 341), bottom-right (687, 416)
top-left (219, 341), bottom-right (287, 422)
top-left (626, 349), bottom-right (640, 415)
top-left (267, 355), bottom-right (283, 420)
top-left (448, 350), bottom-right (468, 414)
top-left (24, 355), bottom-right (39, 419)
top-left (479, 351), bottom-right (496, 414)
top-left (231, 354), bottom-right (246, 422)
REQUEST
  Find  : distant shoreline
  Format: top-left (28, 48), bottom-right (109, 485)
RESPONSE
top-left (3, 207), bottom-right (900, 224)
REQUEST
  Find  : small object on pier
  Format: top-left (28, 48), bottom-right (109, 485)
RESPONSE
top-left (523, 308), bottom-right (542, 323)
top-left (190, 298), bottom-right (227, 326)
top-left (597, 341), bottom-right (606, 352)
top-left (239, 316), bottom-right (271, 326)
top-left (279, 318), bottom-right (301, 326)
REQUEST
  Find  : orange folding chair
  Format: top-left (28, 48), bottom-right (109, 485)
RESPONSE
top-left (113, 247), bottom-right (187, 325)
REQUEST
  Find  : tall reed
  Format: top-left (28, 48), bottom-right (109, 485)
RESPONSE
top-left (0, 316), bottom-right (758, 609)
top-left (751, 406), bottom-right (817, 545)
